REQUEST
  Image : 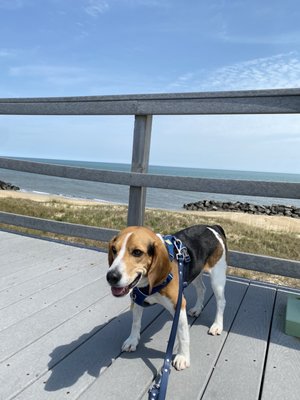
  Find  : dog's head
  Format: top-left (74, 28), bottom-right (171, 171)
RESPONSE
top-left (106, 226), bottom-right (171, 297)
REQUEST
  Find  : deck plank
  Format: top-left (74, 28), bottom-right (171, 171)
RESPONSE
top-left (0, 234), bottom-right (81, 275)
top-left (164, 278), bottom-right (249, 400)
top-left (11, 305), bottom-right (164, 399)
top-left (0, 278), bottom-right (108, 363)
top-left (0, 265), bottom-right (103, 331)
top-left (202, 283), bottom-right (276, 400)
top-left (0, 252), bottom-right (103, 309)
top-left (0, 248), bottom-right (101, 293)
top-left (1, 284), bottom-right (130, 399)
top-left (0, 244), bottom-right (72, 277)
top-left (261, 289), bottom-right (300, 400)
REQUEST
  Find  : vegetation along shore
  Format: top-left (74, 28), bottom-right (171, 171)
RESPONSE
top-left (0, 190), bottom-right (299, 288)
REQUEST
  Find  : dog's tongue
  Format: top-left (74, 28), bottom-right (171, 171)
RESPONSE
top-left (111, 286), bottom-right (129, 297)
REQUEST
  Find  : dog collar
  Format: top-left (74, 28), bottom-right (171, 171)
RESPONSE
top-left (131, 273), bottom-right (173, 307)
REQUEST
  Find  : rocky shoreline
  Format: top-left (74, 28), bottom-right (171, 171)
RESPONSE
top-left (183, 200), bottom-right (300, 218)
top-left (0, 180), bottom-right (20, 191)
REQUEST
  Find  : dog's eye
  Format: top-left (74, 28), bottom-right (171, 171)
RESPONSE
top-left (111, 246), bottom-right (117, 255)
top-left (132, 249), bottom-right (143, 257)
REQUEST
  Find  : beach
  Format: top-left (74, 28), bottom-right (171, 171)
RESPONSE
top-left (1, 189), bottom-right (300, 234)
top-left (0, 190), bottom-right (107, 206)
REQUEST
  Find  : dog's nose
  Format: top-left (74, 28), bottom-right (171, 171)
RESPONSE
top-left (106, 269), bottom-right (122, 286)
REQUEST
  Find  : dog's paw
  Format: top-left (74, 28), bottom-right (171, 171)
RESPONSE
top-left (122, 336), bottom-right (139, 352)
top-left (208, 322), bottom-right (223, 336)
top-left (188, 305), bottom-right (203, 318)
top-left (172, 354), bottom-right (190, 371)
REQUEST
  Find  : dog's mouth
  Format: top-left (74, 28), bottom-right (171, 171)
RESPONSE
top-left (111, 273), bottom-right (142, 297)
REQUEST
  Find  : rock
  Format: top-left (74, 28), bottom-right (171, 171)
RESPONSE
top-left (294, 208), bottom-right (300, 216)
top-left (182, 199), bottom-right (300, 218)
top-left (257, 205), bottom-right (266, 214)
top-left (0, 180), bottom-right (20, 191)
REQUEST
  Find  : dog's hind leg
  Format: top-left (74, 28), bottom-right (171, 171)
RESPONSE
top-left (188, 271), bottom-right (206, 317)
top-left (122, 302), bottom-right (143, 352)
top-left (208, 254), bottom-right (226, 335)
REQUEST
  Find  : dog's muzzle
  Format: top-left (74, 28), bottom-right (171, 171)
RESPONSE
top-left (106, 271), bottom-right (142, 297)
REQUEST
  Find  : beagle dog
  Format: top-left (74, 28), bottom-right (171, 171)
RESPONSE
top-left (106, 224), bottom-right (227, 370)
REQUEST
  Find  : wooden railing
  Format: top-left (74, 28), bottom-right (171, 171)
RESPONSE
top-left (0, 89), bottom-right (300, 279)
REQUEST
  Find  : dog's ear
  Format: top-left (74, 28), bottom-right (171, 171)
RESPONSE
top-left (147, 239), bottom-right (171, 294)
top-left (108, 236), bottom-right (117, 267)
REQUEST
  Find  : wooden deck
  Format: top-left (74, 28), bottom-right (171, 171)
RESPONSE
top-left (0, 231), bottom-right (299, 400)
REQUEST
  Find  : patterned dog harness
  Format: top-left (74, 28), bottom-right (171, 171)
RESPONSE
top-left (130, 235), bottom-right (190, 307)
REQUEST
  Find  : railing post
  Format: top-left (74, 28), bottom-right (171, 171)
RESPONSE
top-left (127, 114), bottom-right (153, 226)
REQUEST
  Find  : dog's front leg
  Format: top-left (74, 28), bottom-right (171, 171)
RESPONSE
top-left (122, 302), bottom-right (143, 352)
top-left (173, 307), bottom-right (190, 370)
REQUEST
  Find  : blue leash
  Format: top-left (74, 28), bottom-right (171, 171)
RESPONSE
top-left (148, 237), bottom-right (188, 400)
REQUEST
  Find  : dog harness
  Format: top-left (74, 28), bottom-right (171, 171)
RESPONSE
top-left (130, 235), bottom-right (190, 307)
top-left (130, 272), bottom-right (173, 307)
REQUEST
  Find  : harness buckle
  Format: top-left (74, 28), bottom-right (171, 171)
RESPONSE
top-left (131, 292), bottom-right (137, 301)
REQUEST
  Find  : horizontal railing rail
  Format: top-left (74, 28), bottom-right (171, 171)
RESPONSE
top-left (0, 210), bottom-right (299, 280)
top-left (0, 211), bottom-right (119, 242)
top-left (1, 89), bottom-right (300, 279)
top-left (1, 88), bottom-right (300, 115)
top-left (0, 157), bottom-right (299, 199)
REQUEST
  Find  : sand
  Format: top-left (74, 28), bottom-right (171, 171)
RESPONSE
top-left (0, 190), bottom-right (106, 206)
top-left (1, 190), bottom-right (300, 234)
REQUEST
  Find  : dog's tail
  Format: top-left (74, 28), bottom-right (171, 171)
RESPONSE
top-left (211, 225), bottom-right (228, 265)
top-left (212, 224), bottom-right (226, 239)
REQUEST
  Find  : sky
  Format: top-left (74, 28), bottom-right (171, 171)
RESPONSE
top-left (1, 0), bottom-right (300, 174)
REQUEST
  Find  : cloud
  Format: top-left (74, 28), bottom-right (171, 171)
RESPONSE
top-left (83, 0), bottom-right (169, 16)
top-left (84, 0), bottom-right (109, 16)
top-left (204, 52), bottom-right (300, 90)
top-left (8, 64), bottom-right (92, 86)
top-left (7, 62), bottom-right (167, 95)
top-left (221, 32), bottom-right (300, 46)
top-left (125, 0), bottom-right (170, 7)
top-left (9, 64), bottom-right (83, 76)
top-left (0, 48), bottom-right (17, 57)
top-left (169, 52), bottom-right (300, 92)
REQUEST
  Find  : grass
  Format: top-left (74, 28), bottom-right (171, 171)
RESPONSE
top-left (1, 196), bottom-right (300, 288)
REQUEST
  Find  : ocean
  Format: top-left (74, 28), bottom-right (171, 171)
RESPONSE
top-left (1, 157), bottom-right (300, 210)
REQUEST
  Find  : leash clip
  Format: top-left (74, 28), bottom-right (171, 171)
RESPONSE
top-left (173, 238), bottom-right (191, 263)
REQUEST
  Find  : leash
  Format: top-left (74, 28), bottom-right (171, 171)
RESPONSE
top-left (148, 237), bottom-right (189, 400)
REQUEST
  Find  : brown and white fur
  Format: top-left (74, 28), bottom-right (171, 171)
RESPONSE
top-left (106, 224), bottom-right (227, 370)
